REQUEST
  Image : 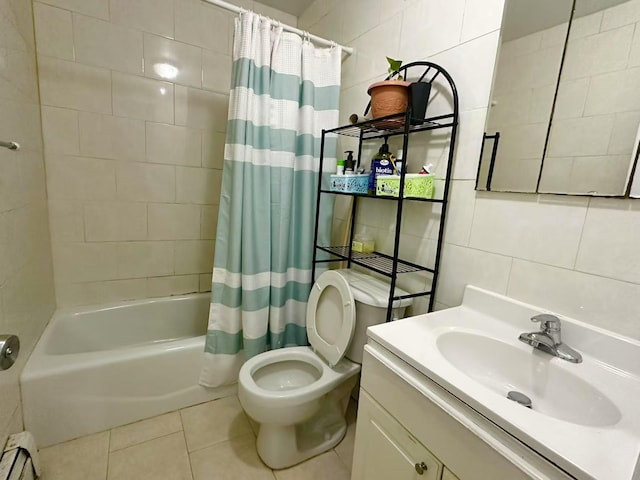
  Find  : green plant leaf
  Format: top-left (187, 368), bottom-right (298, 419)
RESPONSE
top-left (386, 57), bottom-right (403, 73)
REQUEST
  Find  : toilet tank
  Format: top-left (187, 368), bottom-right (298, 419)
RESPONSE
top-left (333, 269), bottom-right (413, 364)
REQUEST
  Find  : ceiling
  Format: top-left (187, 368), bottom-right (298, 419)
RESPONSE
top-left (256, 0), bottom-right (314, 17)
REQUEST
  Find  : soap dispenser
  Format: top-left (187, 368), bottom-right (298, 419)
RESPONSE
top-left (344, 151), bottom-right (355, 174)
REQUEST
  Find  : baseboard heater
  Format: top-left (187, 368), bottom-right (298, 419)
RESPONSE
top-left (0, 433), bottom-right (40, 480)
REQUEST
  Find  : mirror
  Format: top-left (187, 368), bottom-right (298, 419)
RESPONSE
top-left (478, 0), bottom-right (640, 197)
top-left (539, 0), bottom-right (640, 195)
top-left (478, 0), bottom-right (573, 192)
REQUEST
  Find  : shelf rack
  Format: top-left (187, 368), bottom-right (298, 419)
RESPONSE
top-left (311, 61), bottom-right (459, 321)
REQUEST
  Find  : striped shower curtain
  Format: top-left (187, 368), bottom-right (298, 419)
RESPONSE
top-left (199, 12), bottom-right (341, 387)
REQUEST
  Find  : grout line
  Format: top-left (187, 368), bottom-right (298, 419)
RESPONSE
top-left (105, 430), bottom-right (112, 480)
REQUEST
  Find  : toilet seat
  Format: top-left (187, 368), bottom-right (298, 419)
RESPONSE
top-left (306, 271), bottom-right (356, 367)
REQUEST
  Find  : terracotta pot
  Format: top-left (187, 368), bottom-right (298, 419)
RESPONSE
top-left (367, 80), bottom-right (410, 119)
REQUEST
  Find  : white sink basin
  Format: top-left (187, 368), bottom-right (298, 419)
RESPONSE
top-left (367, 286), bottom-right (640, 480)
top-left (436, 331), bottom-right (621, 427)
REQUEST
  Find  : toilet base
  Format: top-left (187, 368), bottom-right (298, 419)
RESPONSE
top-left (255, 376), bottom-right (356, 469)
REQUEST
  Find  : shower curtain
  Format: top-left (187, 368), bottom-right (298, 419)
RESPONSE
top-left (199, 12), bottom-right (341, 387)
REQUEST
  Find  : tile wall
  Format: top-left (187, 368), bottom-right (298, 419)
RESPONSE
top-left (33, 0), bottom-right (296, 307)
top-left (0, 0), bottom-right (56, 448)
top-left (300, 0), bottom-right (640, 341)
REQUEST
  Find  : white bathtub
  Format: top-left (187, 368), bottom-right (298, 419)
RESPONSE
top-left (21, 294), bottom-right (235, 447)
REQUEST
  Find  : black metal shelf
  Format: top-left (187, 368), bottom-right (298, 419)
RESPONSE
top-left (319, 189), bottom-right (445, 203)
top-left (316, 246), bottom-right (434, 277)
top-left (311, 61), bottom-right (459, 321)
top-left (325, 112), bottom-right (455, 139)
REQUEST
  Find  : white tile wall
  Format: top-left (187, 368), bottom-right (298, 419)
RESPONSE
top-left (0, 0), bottom-right (55, 443)
top-left (301, 0), bottom-right (640, 340)
top-left (34, 0), bottom-right (294, 306)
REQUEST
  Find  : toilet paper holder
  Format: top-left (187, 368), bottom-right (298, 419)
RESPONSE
top-left (0, 335), bottom-right (19, 371)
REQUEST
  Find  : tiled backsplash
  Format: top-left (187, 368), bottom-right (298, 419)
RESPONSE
top-left (0, 0), bottom-right (56, 449)
top-left (33, 0), bottom-right (296, 306)
top-left (301, 0), bottom-right (640, 341)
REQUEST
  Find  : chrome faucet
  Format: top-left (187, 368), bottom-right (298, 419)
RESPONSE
top-left (518, 314), bottom-right (582, 363)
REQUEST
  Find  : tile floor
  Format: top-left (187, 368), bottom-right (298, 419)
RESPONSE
top-left (38, 395), bottom-right (357, 480)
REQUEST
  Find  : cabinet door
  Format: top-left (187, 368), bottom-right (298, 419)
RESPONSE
top-left (352, 390), bottom-right (442, 480)
top-left (442, 467), bottom-right (460, 480)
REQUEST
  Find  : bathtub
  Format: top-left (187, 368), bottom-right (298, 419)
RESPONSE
top-left (21, 293), bottom-right (236, 447)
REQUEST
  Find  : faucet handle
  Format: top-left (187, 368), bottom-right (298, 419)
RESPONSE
top-left (531, 313), bottom-right (561, 332)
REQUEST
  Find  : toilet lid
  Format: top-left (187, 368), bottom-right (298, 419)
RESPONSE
top-left (306, 271), bottom-right (356, 367)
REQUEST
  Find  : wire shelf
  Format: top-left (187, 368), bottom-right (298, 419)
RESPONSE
top-left (317, 246), bottom-right (434, 276)
top-left (324, 112), bottom-right (455, 139)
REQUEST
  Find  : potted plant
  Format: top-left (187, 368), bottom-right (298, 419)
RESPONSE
top-left (367, 57), bottom-right (410, 120)
top-left (367, 58), bottom-right (432, 125)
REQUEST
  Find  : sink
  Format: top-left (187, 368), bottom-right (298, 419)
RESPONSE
top-left (436, 331), bottom-right (621, 427)
top-left (366, 285), bottom-right (640, 480)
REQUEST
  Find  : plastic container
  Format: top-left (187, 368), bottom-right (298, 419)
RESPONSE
top-left (330, 174), bottom-right (369, 194)
top-left (336, 160), bottom-right (345, 175)
top-left (376, 174), bottom-right (434, 199)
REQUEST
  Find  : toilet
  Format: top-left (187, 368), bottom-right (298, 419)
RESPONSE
top-left (238, 269), bottom-right (412, 469)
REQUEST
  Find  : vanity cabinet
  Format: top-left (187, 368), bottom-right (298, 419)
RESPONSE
top-left (351, 342), bottom-right (575, 480)
top-left (441, 468), bottom-right (459, 480)
top-left (353, 390), bottom-right (442, 480)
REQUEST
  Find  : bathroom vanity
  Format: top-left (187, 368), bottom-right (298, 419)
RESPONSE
top-left (351, 286), bottom-right (640, 480)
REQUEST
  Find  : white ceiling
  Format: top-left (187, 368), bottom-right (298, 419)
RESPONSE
top-left (256, 0), bottom-right (314, 17)
top-left (502, 0), bottom-right (631, 42)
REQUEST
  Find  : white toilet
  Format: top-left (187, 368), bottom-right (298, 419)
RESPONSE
top-left (238, 269), bottom-right (412, 469)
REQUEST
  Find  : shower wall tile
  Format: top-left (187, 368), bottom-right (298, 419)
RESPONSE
top-left (200, 205), bottom-right (219, 239)
top-left (202, 132), bottom-right (226, 169)
top-left (33, 0), bottom-right (288, 306)
top-left (40, 106), bottom-right (80, 155)
top-left (176, 167), bottom-right (222, 205)
top-left (115, 162), bottom-right (176, 203)
top-left (199, 273), bottom-right (213, 292)
top-left (174, 85), bottom-right (229, 130)
top-left (52, 242), bottom-right (119, 283)
top-left (174, 0), bottom-right (232, 53)
top-left (146, 123), bottom-right (202, 166)
top-left (38, 0), bottom-right (109, 20)
top-left (117, 242), bottom-right (175, 279)
top-left (33, 3), bottom-right (74, 60)
top-left (148, 204), bottom-right (201, 240)
top-left (38, 56), bottom-right (112, 113)
top-left (175, 240), bottom-right (216, 275)
top-left (79, 112), bottom-right (146, 162)
top-left (84, 202), bottom-right (148, 242)
top-left (112, 72), bottom-right (175, 123)
top-left (202, 51), bottom-right (232, 94)
top-left (147, 275), bottom-right (200, 298)
top-left (73, 14), bottom-right (144, 75)
top-left (110, 0), bottom-right (175, 38)
top-left (48, 200), bottom-right (85, 242)
top-left (143, 34), bottom-right (203, 88)
top-left (46, 155), bottom-right (117, 201)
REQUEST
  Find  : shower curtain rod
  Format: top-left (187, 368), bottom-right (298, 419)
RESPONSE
top-left (201, 0), bottom-right (354, 55)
